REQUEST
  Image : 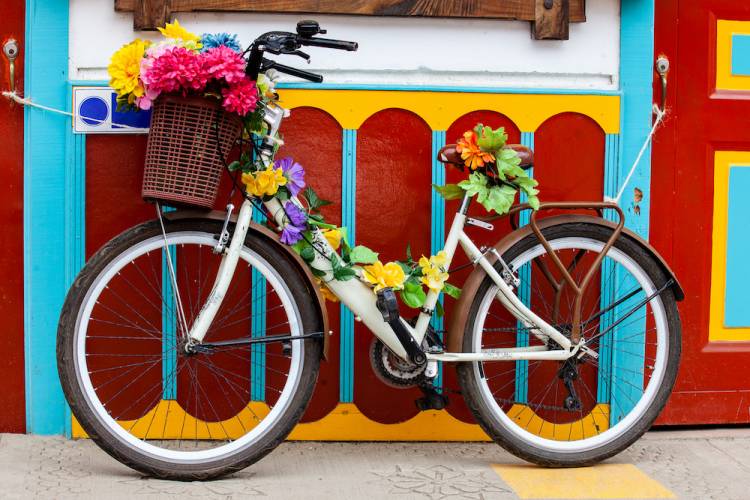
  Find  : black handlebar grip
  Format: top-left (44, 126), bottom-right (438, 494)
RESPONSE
top-left (299, 37), bottom-right (358, 51)
top-left (271, 62), bottom-right (324, 83)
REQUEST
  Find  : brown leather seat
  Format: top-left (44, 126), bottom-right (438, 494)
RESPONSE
top-left (437, 144), bottom-right (533, 170)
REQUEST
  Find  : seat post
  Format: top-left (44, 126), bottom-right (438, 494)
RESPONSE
top-left (459, 193), bottom-right (472, 215)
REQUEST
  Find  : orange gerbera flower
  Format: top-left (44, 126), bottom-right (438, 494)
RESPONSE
top-left (455, 130), bottom-right (495, 170)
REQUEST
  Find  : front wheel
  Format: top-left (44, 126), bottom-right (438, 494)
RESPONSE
top-left (57, 218), bottom-right (322, 480)
top-left (457, 222), bottom-right (681, 467)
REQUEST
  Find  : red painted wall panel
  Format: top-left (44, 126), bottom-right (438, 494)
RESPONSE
top-left (443, 111), bottom-right (521, 423)
top-left (0, 0), bottom-right (26, 432)
top-left (277, 107), bottom-right (342, 422)
top-left (354, 109), bottom-right (432, 423)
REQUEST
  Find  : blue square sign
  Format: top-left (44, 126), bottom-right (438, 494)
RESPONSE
top-left (73, 87), bottom-right (151, 134)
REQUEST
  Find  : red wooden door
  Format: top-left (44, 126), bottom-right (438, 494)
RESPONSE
top-left (0, 0), bottom-right (26, 432)
top-left (653, 0), bottom-right (750, 424)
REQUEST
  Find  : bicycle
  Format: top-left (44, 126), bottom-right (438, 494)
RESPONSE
top-left (57, 21), bottom-right (683, 480)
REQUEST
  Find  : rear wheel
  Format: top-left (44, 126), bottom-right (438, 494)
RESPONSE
top-left (457, 222), bottom-right (681, 466)
top-left (57, 219), bottom-right (321, 480)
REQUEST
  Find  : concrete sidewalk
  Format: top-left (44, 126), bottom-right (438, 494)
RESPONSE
top-left (1, 429), bottom-right (750, 499)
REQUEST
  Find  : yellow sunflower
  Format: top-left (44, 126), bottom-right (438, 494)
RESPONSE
top-left (108, 39), bottom-right (150, 103)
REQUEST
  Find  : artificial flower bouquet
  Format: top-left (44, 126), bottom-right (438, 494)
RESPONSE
top-left (108, 20), bottom-right (269, 121)
top-left (435, 124), bottom-right (540, 213)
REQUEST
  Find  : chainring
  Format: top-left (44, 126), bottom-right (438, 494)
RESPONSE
top-left (368, 325), bottom-right (441, 389)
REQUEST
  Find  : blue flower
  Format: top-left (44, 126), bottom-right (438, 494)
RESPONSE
top-left (200, 33), bottom-right (242, 53)
top-left (280, 201), bottom-right (308, 245)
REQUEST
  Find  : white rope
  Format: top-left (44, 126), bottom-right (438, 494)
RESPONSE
top-left (605, 104), bottom-right (667, 205)
top-left (2, 90), bottom-right (146, 130)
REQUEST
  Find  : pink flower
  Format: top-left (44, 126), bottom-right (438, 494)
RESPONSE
top-left (199, 46), bottom-right (246, 84)
top-left (141, 46), bottom-right (208, 96)
top-left (135, 87), bottom-right (160, 110)
top-left (221, 78), bottom-right (259, 116)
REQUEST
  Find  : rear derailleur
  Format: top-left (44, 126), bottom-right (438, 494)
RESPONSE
top-left (559, 359), bottom-right (582, 411)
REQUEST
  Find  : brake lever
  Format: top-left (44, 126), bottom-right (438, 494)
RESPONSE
top-left (290, 49), bottom-right (310, 62)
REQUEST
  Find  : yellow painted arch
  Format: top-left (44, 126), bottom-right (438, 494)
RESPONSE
top-left (507, 403), bottom-right (610, 440)
top-left (277, 89), bottom-right (620, 133)
top-left (73, 402), bottom-right (609, 442)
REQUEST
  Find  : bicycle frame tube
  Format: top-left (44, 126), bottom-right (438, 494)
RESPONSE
top-left (187, 103), bottom-right (573, 362)
top-left (188, 193), bottom-right (575, 362)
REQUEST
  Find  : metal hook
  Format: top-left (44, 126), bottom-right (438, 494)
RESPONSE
top-left (655, 55), bottom-right (669, 114)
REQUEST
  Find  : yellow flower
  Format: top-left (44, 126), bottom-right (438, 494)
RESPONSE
top-left (363, 261), bottom-right (406, 292)
top-left (242, 166), bottom-right (287, 197)
top-left (158, 19), bottom-right (201, 48)
top-left (315, 278), bottom-right (339, 303)
top-left (419, 251), bottom-right (449, 292)
top-left (108, 39), bottom-right (150, 101)
top-left (322, 228), bottom-right (342, 250)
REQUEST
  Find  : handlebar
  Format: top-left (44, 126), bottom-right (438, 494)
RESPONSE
top-left (245, 21), bottom-right (357, 82)
top-left (298, 36), bottom-right (358, 51)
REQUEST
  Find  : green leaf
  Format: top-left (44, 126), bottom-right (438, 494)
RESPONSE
top-left (458, 172), bottom-right (489, 201)
top-left (300, 246), bottom-right (315, 263)
top-left (227, 160), bottom-right (241, 172)
top-left (435, 300), bottom-right (445, 317)
top-left (479, 185), bottom-right (517, 216)
top-left (304, 186), bottom-right (333, 212)
top-left (338, 227), bottom-right (350, 247)
top-left (443, 282), bottom-right (462, 299)
top-left (291, 238), bottom-right (308, 254)
top-left (396, 261), bottom-right (413, 275)
top-left (310, 267), bottom-right (327, 278)
top-left (275, 187), bottom-right (290, 201)
top-left (528, 195), bottom-right (540, 210)
top-left (349, 245), bottom-right (379, 265)
top-left (433, 183), bottom-right (464, 200)
top-left (406, 244), bottom-right (412, 262)
top-left (475, 124), bottom-right (508, 153)
top-left (400, 281), bottom-right (426, 309)
top-left (333, 265), bottom-right (357, 281)
top-left (341, 242), bottom-right (351, 263)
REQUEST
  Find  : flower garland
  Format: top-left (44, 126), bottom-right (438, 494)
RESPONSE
top-left (109, 23), bottom-right (535, 311)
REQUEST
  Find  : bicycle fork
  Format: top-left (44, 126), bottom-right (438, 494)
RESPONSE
top-left (184, 199), bottom-right (255, 346)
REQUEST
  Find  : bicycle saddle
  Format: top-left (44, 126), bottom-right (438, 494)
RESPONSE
top-left (437, 144), bottom-right (534, 170)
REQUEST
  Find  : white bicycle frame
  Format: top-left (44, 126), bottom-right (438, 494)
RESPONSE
top-left (182, 103), bottom-right (578, 364)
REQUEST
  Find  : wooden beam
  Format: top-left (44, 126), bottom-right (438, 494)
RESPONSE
top-left (126, 0), bottom-right (172, 31)
top-left (533, 0), bottom-right (570, 40)
top-left (115, 0), bottom-right (586, 30)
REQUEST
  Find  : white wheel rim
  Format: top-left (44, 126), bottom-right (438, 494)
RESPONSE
top-left (73, 232), bottom-right (304, 464)
top-left (472, 237), bottom-right (669, 453)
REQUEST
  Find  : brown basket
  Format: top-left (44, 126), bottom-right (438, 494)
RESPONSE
top-left (142, 95), bottom-right (242, 209)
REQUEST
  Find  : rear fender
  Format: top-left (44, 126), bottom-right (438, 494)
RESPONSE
top-left (164, 209), bottom-right (332, 360)
top-left (445, 214), bottom-right (684, 354)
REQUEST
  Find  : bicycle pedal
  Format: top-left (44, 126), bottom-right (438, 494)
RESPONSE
top-left (415, 392), bottom-right (449, 411)
top-left (415, 384), bottom-right (449, 411)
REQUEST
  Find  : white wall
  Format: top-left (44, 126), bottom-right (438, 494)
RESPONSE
top-left (69, 0), bottom-right (620, 90)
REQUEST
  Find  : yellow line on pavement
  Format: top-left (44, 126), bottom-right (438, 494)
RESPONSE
top-left (491, 463), bottom-right (675, 499)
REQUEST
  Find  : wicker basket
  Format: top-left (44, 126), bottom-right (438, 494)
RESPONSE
top-left (141, 95), bottom-right (242, 209)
